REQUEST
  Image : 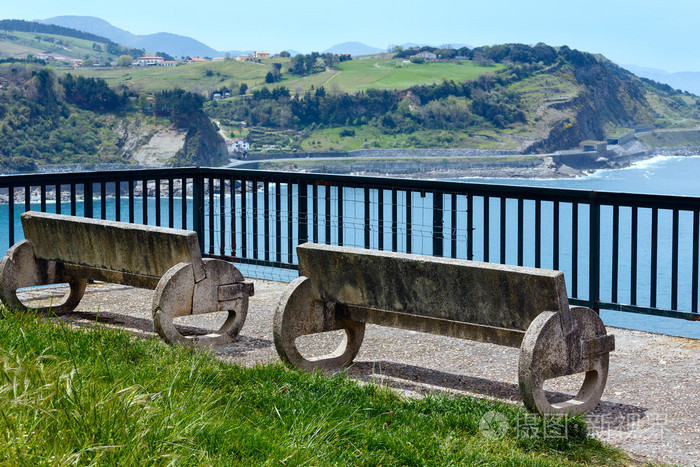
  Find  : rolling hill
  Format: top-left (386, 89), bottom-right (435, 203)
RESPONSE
top-left (37, 16), bottom-right (228, 58)
top-left (65, 54), bottom-right (506, 95)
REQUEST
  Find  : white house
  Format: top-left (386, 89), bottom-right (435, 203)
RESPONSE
top-left (135, 56), bottom-right (164, 66)
top-left (414, 51), bottom-right (437, 60)
top-left (226, 138), bottom-right (250, 153)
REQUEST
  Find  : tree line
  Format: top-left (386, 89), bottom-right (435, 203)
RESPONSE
top-left (392, 42), bottom-right (559, 66)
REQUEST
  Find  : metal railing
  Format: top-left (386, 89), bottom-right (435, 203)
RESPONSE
top-left (1, 166), bottom-right (698, 321)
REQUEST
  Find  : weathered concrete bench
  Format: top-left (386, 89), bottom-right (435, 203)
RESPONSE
top-left (0, 211), bottom-right (254, 346)
top-left (273, 243), bottom-right (615, 415)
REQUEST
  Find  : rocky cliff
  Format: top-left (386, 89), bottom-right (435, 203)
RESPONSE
top-left (173, 113), bottom-right (229, 166)
top-left (525, 52), bottom-right (678, 154)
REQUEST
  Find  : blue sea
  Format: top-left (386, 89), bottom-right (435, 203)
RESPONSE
top-left (452, 154), bottom-right (700, 340)
top-left (1, 154), bottom-right (700, 340)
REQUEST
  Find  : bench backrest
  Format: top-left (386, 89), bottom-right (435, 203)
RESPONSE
top-left (297, 243), bottom-right (570, 332)
top-left (21, 211), bottom-right (205, 288)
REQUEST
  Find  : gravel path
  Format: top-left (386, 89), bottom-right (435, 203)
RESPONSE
top-left (19, 280), bottom-right (700, 466)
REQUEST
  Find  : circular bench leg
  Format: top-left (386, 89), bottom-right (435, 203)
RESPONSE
top-left (0, 240), bottom-right (86, 314)
top-left (273, 276), bottom-right (365, 371)
top-left (190, 259), bottom-right (249, 347)
top-left (152, 260), bottom-right (249, 347)
top-left (518, 307), bottom-right (611, 415)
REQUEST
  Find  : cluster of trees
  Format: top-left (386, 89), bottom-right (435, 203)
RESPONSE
top-left (394, 43), bottom-right (560, 66)
top-left (156, 51), bottom-right (176, 62)
top-left (62, 74), bottom-right (125, 111)
top-left (289, 52), bottom-right (325, 76)
top-left (153, 89), bottom-right (205, 127)
top-left (288, 52), bottom-right (352, 76)
top-left (265, 63), bottom-right (283, 83)
top-left (0, 57), bottom-right (46, 65)
top-left (104, 42), bottom-right (145, 59)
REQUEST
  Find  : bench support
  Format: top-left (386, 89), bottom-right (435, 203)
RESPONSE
top-left (0, 240), bottom-right (87, 314)
top-left (153, 258), bottom-right (252, 347)
top-left (273, 276), bottom-right (365, 371)
top-left (1, 237), bottom-right (253, 348)
top-left (518, 306), bottom-right (613, 415)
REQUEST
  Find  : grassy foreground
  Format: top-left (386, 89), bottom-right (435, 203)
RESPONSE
top-left (0, 310), bottom-right (626, 466)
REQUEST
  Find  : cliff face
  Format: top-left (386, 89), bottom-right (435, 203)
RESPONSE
top-left (173, 113), bottom-right (229, 166)
top-left (526, 58), bottom-right (658, 154)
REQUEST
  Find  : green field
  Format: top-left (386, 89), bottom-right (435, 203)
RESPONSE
top-left (69, 60), bottom-right (270, 94)
top-left (327, 55), bottom-right (505, 91)
top-left (299, 125), bottom-right (515, 152)
top-left (67, 56), bottom-right (505, 95)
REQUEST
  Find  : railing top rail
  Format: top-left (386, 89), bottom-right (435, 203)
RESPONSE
top-left (0, 167), bottom-right (199, 186)
top-left (1, 166), bottom-right (700, 210)
top-left (204, 168), bottom-right (700, 210)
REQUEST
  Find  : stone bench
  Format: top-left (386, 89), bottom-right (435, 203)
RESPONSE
top-left (0, 211), bottom-right (254, 346)
top-left (273, 243), bottom-right (615, 415)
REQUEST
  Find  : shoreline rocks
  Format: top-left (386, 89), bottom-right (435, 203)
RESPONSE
top-left (1, 145), bottom-right (698, 204)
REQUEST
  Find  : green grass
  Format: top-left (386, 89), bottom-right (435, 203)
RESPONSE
top-left (301, 126), bottom-right (517, 152)
top-left (325, 57), bottom-right (505, 92)
top-left (0, 309), bottom-right (627, 465)
top-left (66, 56), bottom-right (505, 95)
top-left (64, 60), bottom-right (270, 95)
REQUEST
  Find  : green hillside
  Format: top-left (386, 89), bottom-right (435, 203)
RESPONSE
top-left (63, 55), bottom-right (506, 95)
top-left (0, 30), bottom-right (113, 64)
top-left (0, 20), bottom-right (148, 67)
top-left (0, 61), bottom-right (227, 171)
top-left (205, 49), bottom-right (700, 154)
top-left (2, 20), bottom-right (700, 167)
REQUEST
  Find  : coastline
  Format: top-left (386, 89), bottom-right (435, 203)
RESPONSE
top-left (2, 145), bottom-right (700, 204)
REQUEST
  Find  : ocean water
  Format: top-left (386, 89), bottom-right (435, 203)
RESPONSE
top-left (1, 154), bottom-right (700, 339)
top-left (454, 154), bottom-right (700, 196)
top-left (452, 154), bottom-right (700, 339)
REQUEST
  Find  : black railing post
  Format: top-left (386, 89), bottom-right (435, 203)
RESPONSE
top-left (24, 185), bottom-right (30, 214)
top-left (299, 182), bottom-right (308, 245)
top-left (364, 187), bottom-right (371, 249)
top-left (8, 188), bottom-right (14, 248)
top-left (40, 185), bottom-right (47, 213)
top-left (467, 194), bottom-right (473, 261)
top-left (193, 170), bottom-right (205, 252)
top-left (433, 192), bottom-right (443, 257)
top-left (142, 179), bottom-right (149, 225)
top-left (589, 194), bottom-right (600, 312)
top-left (84, 181), bottom-right (93, 219)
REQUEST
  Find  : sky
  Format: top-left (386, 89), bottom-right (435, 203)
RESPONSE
top-left (4, 0), bottom-right (700, 72)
